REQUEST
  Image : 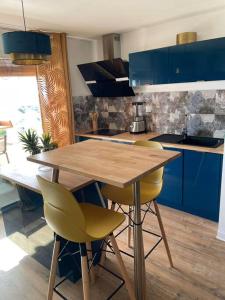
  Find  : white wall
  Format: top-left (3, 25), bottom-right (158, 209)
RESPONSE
top-left (67, 36), bottom-right (103, 97)
top-left (121, 10), bottom-right (225, 240)
top-left (121, 9), bottom-right (225, 59)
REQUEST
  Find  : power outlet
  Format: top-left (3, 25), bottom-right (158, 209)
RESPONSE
top-left (145, 104), bottom-right (152, 113)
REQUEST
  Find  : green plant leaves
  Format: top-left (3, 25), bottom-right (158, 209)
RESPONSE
top-left (40, 132), bottom-right (58, 152)
top-left (18, 129), bottom-right (58, 155)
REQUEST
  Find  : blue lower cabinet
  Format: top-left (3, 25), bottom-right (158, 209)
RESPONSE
top-left (157, 147), bottom-right (222, 222)
top-left (183, 150), bottom-right (222, 221)
top-left (157, 147), bottom-right (183, 209)
top-left (75, 136), bottom-right (90, 142)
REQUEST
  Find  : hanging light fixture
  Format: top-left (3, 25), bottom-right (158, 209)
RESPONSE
top-left (2, 0), bottom-right (51, 65)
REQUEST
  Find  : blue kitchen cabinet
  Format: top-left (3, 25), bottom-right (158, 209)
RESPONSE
top-left (129, 47), bottom-right (169, 86)
top-left (75, 136), bottom-right (90, 142)
top-left (157, 147), bottom-right (222, 222)
top-left (204, 38), bottom-right (225, 81)
top-left (157, 147), bottom-right (183, 209)
top-left (168, 41), bottom-right (206, 83)
top-left (129, 37), bottom-right (225, 86)
top-left (183, 150), bottom-right (222, 221)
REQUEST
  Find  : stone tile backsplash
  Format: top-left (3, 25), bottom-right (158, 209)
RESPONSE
top-left (73, 90), bottom-right (225, 138)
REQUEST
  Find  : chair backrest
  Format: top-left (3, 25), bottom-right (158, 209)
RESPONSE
top-left (134, 140), bottom-right (164, 184)
top-left (37, 175), bottom-right (90, 243)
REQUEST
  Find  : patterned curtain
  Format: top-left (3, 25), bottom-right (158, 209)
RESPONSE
top-left (36, 33), bottom-right (74, 147)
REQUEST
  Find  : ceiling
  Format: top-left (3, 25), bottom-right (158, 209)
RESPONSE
top-left (0, 0), bottom-right (225, 37)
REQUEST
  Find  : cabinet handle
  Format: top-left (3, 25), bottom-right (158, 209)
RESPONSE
top-left (176, 68), bottom-right (180, 74)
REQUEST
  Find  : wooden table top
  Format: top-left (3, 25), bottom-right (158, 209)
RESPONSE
top-left (0, 162), bottom-right (93, 194)
top-left (28, 139), bottom-right (181, 188)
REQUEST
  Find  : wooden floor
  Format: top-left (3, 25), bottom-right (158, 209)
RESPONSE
top-left (1, 204), bottom-right (225, 300)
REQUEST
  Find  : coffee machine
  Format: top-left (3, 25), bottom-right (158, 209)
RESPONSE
top-left (129, 101), bottom-right (146, 134)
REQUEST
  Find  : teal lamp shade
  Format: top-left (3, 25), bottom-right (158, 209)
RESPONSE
top-left (2, 31), bottom-right (51, 65)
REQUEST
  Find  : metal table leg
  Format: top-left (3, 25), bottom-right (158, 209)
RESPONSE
top-left (133, 181), bottom-right (146, 300)
top-left (51, 168), bottom-right (59, 183)
top-left (95, 182), bottom-right (106, 208)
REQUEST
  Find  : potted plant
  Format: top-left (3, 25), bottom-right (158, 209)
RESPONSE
top-left (40, 133), bottom-right (58, 152)
top-left (18, 129), bottom-right (58, 211)
top-left (19, 129), bottom-right (58, 155)
top-left (18, 129), bottom-right (41, 155)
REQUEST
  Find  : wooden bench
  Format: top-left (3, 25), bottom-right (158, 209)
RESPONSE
top-left (0, 161), bottom-right (94, 194)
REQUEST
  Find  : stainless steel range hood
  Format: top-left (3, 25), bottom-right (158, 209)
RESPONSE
top-left (77, 34), bottom-right (135, 97)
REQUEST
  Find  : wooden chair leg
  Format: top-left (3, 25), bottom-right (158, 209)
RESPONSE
top-left (48, 236), bottom-right (60, 300)
top-left (128, 206), bottom-right (133, 249)
top-left (99, 201), bottom-right (116, 269)
top-left (86, 241), bottom-right (95, 283)
top-left (111, 201), bottom-right (116, 210)
top-left (109, 234), bottom-right (136, 300)
top-left (80, 244), bottom-right (90, 300)
top-left (153, 200), bottom-right (174, 268)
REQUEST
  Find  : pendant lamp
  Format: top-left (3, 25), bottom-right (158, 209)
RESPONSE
top-left (2, 0), bottom-right (51, 65)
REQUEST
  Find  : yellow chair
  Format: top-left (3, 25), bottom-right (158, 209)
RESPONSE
top-left (37, 175), bottom-right (135, 300)
top-left (101, 140), bottom-right (173, 267)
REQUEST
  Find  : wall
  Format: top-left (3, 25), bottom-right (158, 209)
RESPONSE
top-left (73, 90), bottom-right (225, 138)
top-left (121, 8), bottom-right (225, 59)
top-left (67, 37), bottom-right (103, 97)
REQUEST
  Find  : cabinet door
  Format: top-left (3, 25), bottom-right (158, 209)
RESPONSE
top-left (204, 38), bottom-right (225, 81)
top-left (169, 42), bottom-right (206, 83)
top-left (183, 150), bottom-right (222, 221)
top-left (129, 48), bottom-right (169, 86)
top-left (129, 51), bottom-right (152, 86)
top-left (151, 48), bottom-right (169, 84)
top-left (157, 147), bottom-right (183, 209)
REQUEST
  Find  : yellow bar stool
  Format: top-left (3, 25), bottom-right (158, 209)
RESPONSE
top-left (101, 140), bottom-right (173, 267)
top-left (37, 175), bottom-right (135, 300)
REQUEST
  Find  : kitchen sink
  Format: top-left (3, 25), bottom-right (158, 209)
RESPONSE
top-left (178, 136), bottom-right (224, 148)
top-left (150, 134), bottom-right (224, 148)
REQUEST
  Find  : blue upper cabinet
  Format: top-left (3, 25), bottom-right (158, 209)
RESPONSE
top-left (168, 41), bottom-right (206, 83)
top-left (129, 47), bottom-right (169, 86)
top-left (129, 37), bottom-right (225, 85)
top-left (204, 38), bottom-right (225, 81)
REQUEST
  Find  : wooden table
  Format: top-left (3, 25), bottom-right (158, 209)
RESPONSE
top-left (28, 139), bottom-right (181, 299)
top-left (0, 162), bottom-right (94, 194)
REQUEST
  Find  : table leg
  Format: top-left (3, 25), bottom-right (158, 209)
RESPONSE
top-left (51, 168), bottom-right (59, 183)
top-left (94, 182), bottom-right (106, 208)
top-left (133, 181), bottom-right (146, 300)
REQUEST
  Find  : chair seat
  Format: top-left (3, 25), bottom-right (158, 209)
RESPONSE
top-left (101, 181), bottom-right (162, 206)
top-left (80, 203), bottom-right (125, 240)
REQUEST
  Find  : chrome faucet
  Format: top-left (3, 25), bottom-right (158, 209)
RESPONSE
top-left (182, 114), bottom-right (189, 138)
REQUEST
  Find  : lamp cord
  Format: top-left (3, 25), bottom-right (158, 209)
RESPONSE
top-left (21, 0), bottom-right (27, 31)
